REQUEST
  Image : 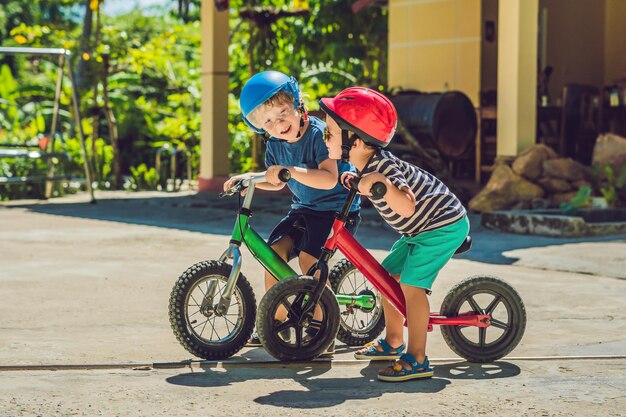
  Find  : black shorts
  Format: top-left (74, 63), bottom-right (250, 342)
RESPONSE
top-left (267, 208), bottom-right (361, 261)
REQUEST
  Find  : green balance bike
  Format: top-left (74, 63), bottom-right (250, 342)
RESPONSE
top-left (168, 169), bottom-right (384, 359)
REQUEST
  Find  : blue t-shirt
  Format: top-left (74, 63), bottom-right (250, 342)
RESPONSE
top-left (265, 116), bottom-right (360, 212)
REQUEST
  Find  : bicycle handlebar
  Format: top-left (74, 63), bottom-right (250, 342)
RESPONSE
top-left (370, 182), bottom-right (387, 199)
top-left (278, 168), bottom-right (291, 182)
top-left (346, 175), bottom-right (387, 199)
top-left (219, 168), bottom-right (292, 198)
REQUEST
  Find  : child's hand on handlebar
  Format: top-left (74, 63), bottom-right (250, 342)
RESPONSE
top-left (223, 174), bottom-right (250, 195)
top-left (265, 165), bottom-right (290, 186)
top-left (340, 172), bottom-right (358, 190)
top-left (357, 172), bottom-right (387, 197)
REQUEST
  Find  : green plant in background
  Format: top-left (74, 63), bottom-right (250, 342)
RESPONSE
top-left (598, 164), bottom-right (626, 208)
top-left (0, 157), bottom-right (46, 200)
top-left (560, 186), bottom-right (592, 214)
top-left (129, 163), bottom-right (159, 191)
top-left (1, 1), bottom-right (389, 199)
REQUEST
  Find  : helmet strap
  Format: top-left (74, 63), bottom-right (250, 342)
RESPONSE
top-left (296, 102), bottom-right (308, 138)
top-left (295, 116), bottom-right (306, 138)
top-left (263, 132), bottom-right (287, 143)
top-left (340, 130), bottom-right (358, 163)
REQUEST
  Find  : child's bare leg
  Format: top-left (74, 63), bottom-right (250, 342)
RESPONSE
top-left (401, 284), bottom-right (429, 364)
top-left (298, 251), bottom-right (325, 322)
top-left (355, 274), bottom-right (404, 354)
top-left (268, 236), bottom-right (293, 322)
top-left (381, 292), bottom-right (405, 348)
top-left (377, 283), bottom-right (429, 376)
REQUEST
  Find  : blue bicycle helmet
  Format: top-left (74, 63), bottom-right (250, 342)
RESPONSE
top-left (240, 70), bottom-right (300, 134)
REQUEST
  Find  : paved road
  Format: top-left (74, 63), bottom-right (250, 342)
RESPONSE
top-left (1, 191), bottom-right (625, 416)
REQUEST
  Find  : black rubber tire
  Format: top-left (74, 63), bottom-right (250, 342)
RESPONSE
top-left (168, 260), bottom-right (256, 360)
top-left (256, 276), bottom-right (339, 361)
top-left (440, 275), bottom-right (526, 363)
top-left (329, 259), bottom-right (385, 346)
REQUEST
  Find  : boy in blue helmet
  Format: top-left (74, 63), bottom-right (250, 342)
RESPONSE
top-left (224, 70), bottom-right (361, 350)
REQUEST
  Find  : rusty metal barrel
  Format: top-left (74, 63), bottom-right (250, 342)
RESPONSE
top-left (389, 91), bottom-right (477, 160)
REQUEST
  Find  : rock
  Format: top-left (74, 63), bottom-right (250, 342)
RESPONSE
top-left (512, 144), bottom-right (558, 180)
top-left (551, 191), bottom-right (578, 205)
top-left (592, 133), bottom-right (626, 175)
top-left (469, 164), bottom-right (545, 212)
top-left (530, 198), bottom-right (550, 209)
top-left (572, 180), bottom-right (593, 189)
top-left (510, 200), bottom-right (531, 210)
top-left (537, 177), bottom-right (572, 193)
top-left (494, 155), bottom-right (515, 167)
top-left (543, 158), bottom-right (593, 181)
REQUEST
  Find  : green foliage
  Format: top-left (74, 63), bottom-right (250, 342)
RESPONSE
top-left (129, 163), bottom-right (159, 191)
top-left (2, 1), bottom-right (389, 199)
top-left (228, 0), bottom-right (388, 171)
top-left (560, 186), bottom-right (592, 213)
top-left (0, 157), bottom-right (46, 200)
top-left (597, 164), bottom-right (626, 208)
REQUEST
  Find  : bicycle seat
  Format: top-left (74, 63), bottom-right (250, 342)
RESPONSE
top-left (454, 236), bottom-right (472, 255)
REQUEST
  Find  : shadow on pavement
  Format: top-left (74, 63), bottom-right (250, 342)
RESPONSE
top-left (165, 360), bottom-right (520, 408)
top-left (166, 362), bottom-right (450, 408)
top-left (434, 361), bottom-right (521, 379)
top-left (6, 191), bottom-right (626, 265)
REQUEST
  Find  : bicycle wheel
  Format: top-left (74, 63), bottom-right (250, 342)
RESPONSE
top-left (256, 276), bottom-right (339, 361)
top-left (440, 275), bottom-right (526, 363)
top-left (330, 259), bottom-right (385, 346)
top-left (168, 260), bottom-right (256, 360)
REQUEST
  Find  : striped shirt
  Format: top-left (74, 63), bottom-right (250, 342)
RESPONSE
top-left (361, 150), bottom-right (466, 236)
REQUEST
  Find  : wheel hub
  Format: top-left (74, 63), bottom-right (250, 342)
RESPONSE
top-left (357, 289), bottom-right (377, 312)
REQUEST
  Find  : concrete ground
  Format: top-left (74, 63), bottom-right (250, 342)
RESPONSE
top-left (1, 190), bottom-right (625, 416)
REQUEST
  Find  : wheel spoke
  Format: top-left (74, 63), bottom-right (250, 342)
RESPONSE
top-left (479, 327), bottom-right (486, 347)
top-left (281, 298), bottom-right (299, 318)
top-left (490, 318), bottom-right (509, 330)
top-left (188, 309), bottom-right (202, 319)
top-left (348, 273), bottom-right (358, 293)
top-left (292, 292), bottom-right (306, 311)
top-left (467, 295), bottom-right (482, 313)
top-left (192, 317), bottom-right (209, 331)
top-left (353, 280), bottom-right (366, 293)
top-left (189, 293), bottom-right (202, 308)
top-left (211, 316), bottom-right (221, 340)
top-left (274, 319), bottom-right (292, 333)
top-left (223, 315), bottom-right (237, 329)
top-left (201, 317), bottom-right (211, 339)
top-left (485, 295), bottom-right (502, 315)
top-left (294, 326), bottom-right (303, 348)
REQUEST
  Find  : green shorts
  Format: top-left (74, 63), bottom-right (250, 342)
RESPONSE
top-left (381, 215), bottom-right (470, 291)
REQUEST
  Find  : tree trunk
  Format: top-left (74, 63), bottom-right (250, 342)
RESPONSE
top-left (75, 0), bottom-right (93, 91)
top-left (102, 54), bottom-right (122, 189)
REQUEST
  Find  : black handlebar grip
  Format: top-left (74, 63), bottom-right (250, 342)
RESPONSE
top-left (278, 168), bottom-right (291, 182)
top-left (347, 176), bottom-right (360, 191)
top-left (370, 182), bottom-right (387, 199)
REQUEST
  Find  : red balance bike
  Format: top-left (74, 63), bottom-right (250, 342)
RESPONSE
top-left (256, 178), bottom-right (526, 361)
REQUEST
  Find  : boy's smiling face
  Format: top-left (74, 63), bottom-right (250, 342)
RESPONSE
top-left (323, 116), bottom-right (343, 160)
top-left (250, 102), bottom-right (302, 142)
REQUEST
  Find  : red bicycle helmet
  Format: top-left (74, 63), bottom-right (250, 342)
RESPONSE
top-left (319, 87), bottom-right (397, 148)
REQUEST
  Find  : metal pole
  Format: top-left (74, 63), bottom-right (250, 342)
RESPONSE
top-left (65, 52), bottom-right (95, 203)
top-left (0, 47), bottom-right (67, 55)
top-left (44, 54), bottom-right (65, 199)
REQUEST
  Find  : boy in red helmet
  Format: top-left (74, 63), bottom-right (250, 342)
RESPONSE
top-left (319, 87), bottom-right (469, 381)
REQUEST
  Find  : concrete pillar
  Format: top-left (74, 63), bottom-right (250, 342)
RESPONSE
top-left (497, 0), bottom-right (538, 156)
top-left (198, 3), bottom-right (230, 191)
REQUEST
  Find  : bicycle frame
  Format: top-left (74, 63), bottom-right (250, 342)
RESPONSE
top-left (213, 176), bottom-right (376, 314)
top-left (314, 187), bottom-right (491, 330)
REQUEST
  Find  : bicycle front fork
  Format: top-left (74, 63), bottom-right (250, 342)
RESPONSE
top-left (200, 243), bottom-right (242, 316)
